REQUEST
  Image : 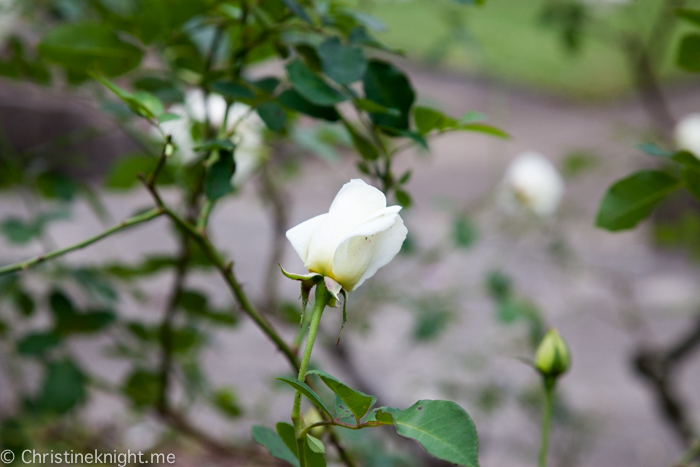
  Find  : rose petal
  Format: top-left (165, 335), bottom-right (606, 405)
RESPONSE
top-left (331, 215), bottom-right (407, 291)
top-left (286, 213), bottom-right (328, 264)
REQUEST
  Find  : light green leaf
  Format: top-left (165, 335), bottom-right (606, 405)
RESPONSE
top-left (286, 59), bottom-right (347, 106)
top-left (307, 370), bottom-right (375, 420)
top-left (277, 376), bottom-right (333, 416)
top-left (306, 435), bottom-right (325, 454)
top-left (252, 426), bottom-right (299, 466)
top-left (354, 98), bottom-right (400, 116)
top-left (386, 400), bottom-right (479, 467)
top-left (596, 170), bottom-right (680, 231)
top-left (38, 22), bottom-right (143, 77)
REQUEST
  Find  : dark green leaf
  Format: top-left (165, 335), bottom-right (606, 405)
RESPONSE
top-left (0, 219), bottom-right (41, 244)
top-left (212, 388), bottom-right (242, 418)
top-left (13, 290), bottom-right (35, 316)
top-left (277, 376), bottom-right (333, 416)
top-left (386, 400), bottom-right (479, 467)
top-left (596, 170), bottom-right (680, 231)
top-left (676, 8), bottom-right (700, 27)
top-left (286, 59), bottom-right (347, 106)
top-left (281, 0), bottom-right (312, 23)
top-left (683, 167), bottom-right (700, 201)
top-left (252, 426), bottom-right (299, 466)
top-left (307, 370), bottom-right (375, 420)
top-left (123, 369), bottom-right (160, 408)
top-left (37, 360), bottom-right (86, 414)
top-left (318, 37), bottom-right (367, 85)
top-left (36, 172), bottom-right (77, 201)
top-left (677, 34), bottom-right (700, 72)
top-left (453, 214), bottom-right (477, 248)
top-left (39, 23), bottom-right (143, 77)
top-left (204, 150), bottom-right (236, 201)
top-left (276, 422), bottom-right (299, 458)
top-left (211, 81), bottom-right (256, 100)
top-left (17, 332), bottom-right (61, 356)
top-left (363, 60), bottom-right (415, 130)
top-left (257, 101), bottom-right (287, 132)
top-left (278, 89), bottom-right (340, 121)
top-left (344, 122), bottom-right (379, 160)
top-left (395, 189), bottom-right (412, 208)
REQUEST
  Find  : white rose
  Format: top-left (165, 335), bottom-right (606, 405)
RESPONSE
top-left (675, 113), bottom-right (700, 158)
top-left (159, 89), bottom-right (267, 185)
top-left (286, 179), bottom-right (408, 292)
top-left (500, 151), bottom-right (564, 217)
top-left (0, 0), bottom-right (18, 44)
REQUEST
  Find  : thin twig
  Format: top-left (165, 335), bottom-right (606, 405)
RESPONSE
top-left (0, 207), bottom-right (164, 276)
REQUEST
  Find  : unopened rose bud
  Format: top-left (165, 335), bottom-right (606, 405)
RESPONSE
top-left (500, 152), bottom-right (564, 218)
top-left (303, 407), bottom-right (325, 438)
top-left (535, 329), bottom-right (570, 379)
top-left (675, 113), bottom-right (700, 158)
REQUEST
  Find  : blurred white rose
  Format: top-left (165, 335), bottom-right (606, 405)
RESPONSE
top-left (0, 0), bottom-right (19, 44)
top-left (500, 151), bottom-right (564, 217)
top-left (675, 113), bottom-right (700, 158)
top-left (159, 89), bottom-right (267, 186)
top-left (286, 179), bottom-right (407, 292)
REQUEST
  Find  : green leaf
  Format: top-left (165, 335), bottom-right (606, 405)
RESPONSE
top-left (636, 142), bottom-right (673, 158)
top-left (276, 422), bottom-right (299, 458)
top-left (307, 370), bottom-right (375, 420)
top-left (211, 81), bottom-right (256, 100)
top-left (395, 189), bottom-right (412, 208)
top-left (257, 101), bottom-right (287, 132)
top-left (195, 139), bottom-right (237, 152)
top-left (344, 122), bottom-right (379, 160)
top-left (305, 441), bottom-right (326, 467)
top-left (204, 150), bottom-right (236, 201)
top-left (36, 172), bottom-right (77, 201)
top-left (458, 123), bottom-right (509, 138)
top-left (453, 214), bottom-right (477, 248)
top-left (123, 369), bottom-right (160, 408)
top-left (677, 34), bottom-right (700, 72)
top-left (277, 376), bottom-right (333, 416)
top-left (354, 98), bottom-right (400, 116)
top-left (212, 388), bottom-right (242, 418)
top-left (334, 393), bottom-right (355, 422)
top-left (17, 332), bottom-right (61, 356)
top-left (363, 60), bottom-right (415, 130)
top-left (386, 400), bottom-right (479, 467)
top-left (676, 8), bottom-right (700, 27)
top-left (595, 170), bottom-right (680, 231)
top-left (0, 218), bottom-right (41, 244)
top-left (286, 59), bottom-right (348, 106)
top-left (683, 166), bottom-right (700, 201)
top-left (105, 155), bottom-right (163, 189)
top-left (414, 106), bottom-right (457, 135)
top-left (278, 89), bottom-right (340, 121)
top-left (37, 360), bottom-right (86, 414)
top-left (306, 435), bottom-right (325, 454)
top-left (39, 23), bottom-right (143, 77)
top-left (281, 0), bottom-right (312, 23)
top-left (252, 426), bottom-right (299, 466)
top-left (94, 75), bottom-right (164, 119)
top-left (158, 113), bottom-right (181, 124)
top-left (318, 37), bottom-right (367, 85)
